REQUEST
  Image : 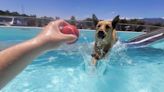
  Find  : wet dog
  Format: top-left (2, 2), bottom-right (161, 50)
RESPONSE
top-left (91, 15), bottom-right (119, 65)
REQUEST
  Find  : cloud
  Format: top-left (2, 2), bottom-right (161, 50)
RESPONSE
top-left (120, 16), bottom-right (143, 19)
top-left (111, 11), bottom-right (116, 14)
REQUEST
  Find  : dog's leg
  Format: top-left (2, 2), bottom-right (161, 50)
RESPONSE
top-left (91, 57), bottom-right (97, 66)
top-left (91, 53), bottom-right (99, 66)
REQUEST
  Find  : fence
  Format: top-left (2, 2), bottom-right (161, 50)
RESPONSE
top-left (117, 23), bottom-right (164, 32)
top-left (67, 20), bottom-right (163, 32)
top-left (0, 15), bottom-right (163, 32)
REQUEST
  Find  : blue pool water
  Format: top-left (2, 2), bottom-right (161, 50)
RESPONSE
top-left (0, 27), bottom-right (164, 92)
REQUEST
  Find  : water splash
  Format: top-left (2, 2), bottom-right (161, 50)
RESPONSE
top-left (109, 41), bottom-right (133, 65)
top-left (78, 35), bottom-right (131, 76)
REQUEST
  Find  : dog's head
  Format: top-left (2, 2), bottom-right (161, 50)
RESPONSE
top-left (94, 15), bottom-right (119, 41)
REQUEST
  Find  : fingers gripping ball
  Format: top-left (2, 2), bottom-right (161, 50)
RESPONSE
top-left (61, 25), bottom-right (79, 44)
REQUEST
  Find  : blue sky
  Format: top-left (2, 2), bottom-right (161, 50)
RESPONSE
top-left (0, 0), bottom-right (163, 19)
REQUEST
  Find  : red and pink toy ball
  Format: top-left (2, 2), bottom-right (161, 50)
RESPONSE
top-left (61, 25), bottom-right (79, 44)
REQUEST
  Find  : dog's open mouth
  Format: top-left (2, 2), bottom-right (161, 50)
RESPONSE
top-left (97, 31), bottom-right (105, 39)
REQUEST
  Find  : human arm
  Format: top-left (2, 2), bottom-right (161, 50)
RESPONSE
top-left (0, 20), bottom-right (77, 89)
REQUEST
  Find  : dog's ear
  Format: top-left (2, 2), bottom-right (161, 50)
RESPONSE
top-left (112, 15), bottom-right (120, 29)
top-left (92, 14), bottom-right (99, 27)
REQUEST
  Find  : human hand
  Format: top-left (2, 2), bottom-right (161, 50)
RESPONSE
top-left (35, 19), bottom-right (77, 50)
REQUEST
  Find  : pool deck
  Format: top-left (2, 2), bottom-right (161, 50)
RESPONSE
top-left (0, 26), bottom-right (42, 29)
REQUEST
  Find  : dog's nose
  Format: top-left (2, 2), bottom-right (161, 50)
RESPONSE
top-left (97, 31), bottom-right (105, 39)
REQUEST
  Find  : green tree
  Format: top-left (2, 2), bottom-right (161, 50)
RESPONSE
top-left (154, 23), bottom-right (162, 26)
top-left (127, 19), bottom-right (145, 25)
top-left (5, 10), bottom-right (10, 15)
top-left (83, 17), bottom-right (94, 29)
top-left (85, 18), bottom-right (92, 21)
top-left (55, 16), bottom-right (60, 20)
top-left (120, 18), bottom-right (128, 23)
top-left (0, 10), bottom-right (6, 15)
top-left (21, 14), bottom-right (28, 17)
top-left (128, 19), bottom-right (138, 24)
top-left (11, 12), bottom-right (19, 16)
top-left (92, 14), bottom-right (98, 27)
top-left (0, 10), bottom-right (36, 17)
top-left (70, 16), bottom-right (76, 25)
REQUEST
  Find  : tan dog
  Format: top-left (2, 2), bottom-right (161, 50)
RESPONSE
top-left (91, 15), bottom-right (119, 65)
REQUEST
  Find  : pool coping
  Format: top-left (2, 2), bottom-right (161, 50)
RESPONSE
top-left (0, 26), bottom-right (42, 29)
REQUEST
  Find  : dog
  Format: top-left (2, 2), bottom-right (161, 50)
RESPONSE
top-left (91, 15), bottom-right (120, 65)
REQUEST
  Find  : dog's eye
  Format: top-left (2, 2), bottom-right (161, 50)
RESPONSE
top-left (105, 25), bottom-right (110, 29)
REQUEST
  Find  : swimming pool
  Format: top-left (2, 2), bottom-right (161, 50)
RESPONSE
top-left (0, 27), bottom-right (164, 92)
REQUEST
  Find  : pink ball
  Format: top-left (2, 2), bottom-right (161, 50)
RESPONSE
top-left (61, 25), bottom-right (79, 43)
